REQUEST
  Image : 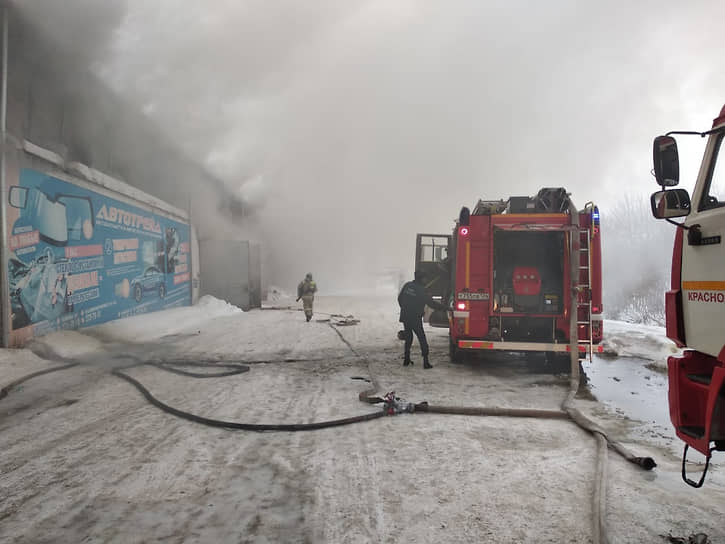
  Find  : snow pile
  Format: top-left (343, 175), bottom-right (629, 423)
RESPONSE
top-left (27, 330), bottom-right (108, 360)
top-left (602, 319), bottom-right (682, 367)
top-left (88, 295), bottom-right (243, 342)
top-left (29, 296), bottom-right (244, 356)
top-left (196, 294), bottom-right (244, 315)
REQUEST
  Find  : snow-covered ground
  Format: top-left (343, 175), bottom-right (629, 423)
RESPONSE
top-left (1, 295), bottom-right (723, 543)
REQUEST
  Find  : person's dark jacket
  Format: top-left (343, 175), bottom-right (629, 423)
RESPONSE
top-left (398, 280), bottom-right (447, 322)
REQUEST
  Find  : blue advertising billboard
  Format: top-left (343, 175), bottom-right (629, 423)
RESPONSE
top-left (6, 168), bottom-right (191, 343)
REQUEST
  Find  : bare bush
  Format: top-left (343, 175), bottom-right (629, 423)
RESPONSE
top-left (600, 194), bottom-right (674, 325)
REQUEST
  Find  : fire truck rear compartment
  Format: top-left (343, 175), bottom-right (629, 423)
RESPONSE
top-left (492, 230), bottom-right (565, 342)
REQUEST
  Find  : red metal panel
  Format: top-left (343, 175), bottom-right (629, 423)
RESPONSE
top-left (669, 350), bottom-right (722, 456)
top-left (671, 227), bottom-right (683, 290)
top-left (666, 228), bottom-right (686, 347)
top-left (556, 230), bottom-right (572, 343)
top-left (667, 355), bottom-right (683, 429)
top-left (666, 290), bottom-right (685, 348)
top-left (454, 215), bottom-right (491, 339)
top-left (491, 214), bottom-right (570, 229)
top-left (705, 367), bottom-right (725, 443)
top-left (512, 266), bottom-right (541, 295)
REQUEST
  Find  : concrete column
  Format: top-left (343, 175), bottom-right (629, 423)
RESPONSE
top-left (0, 5), bottom-right (10, 347)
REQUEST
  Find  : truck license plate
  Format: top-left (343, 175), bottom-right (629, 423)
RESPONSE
top-left (457, 292), bottom-right (489, 300)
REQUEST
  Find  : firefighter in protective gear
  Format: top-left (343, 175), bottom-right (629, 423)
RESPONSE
top-left (398, 270), bottom-right (447, 369)
top-left (297, 273), bottom-right (317, 322)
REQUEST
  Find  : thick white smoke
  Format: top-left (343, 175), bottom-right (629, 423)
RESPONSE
top-left (16, 0), bottom-right (725, 295)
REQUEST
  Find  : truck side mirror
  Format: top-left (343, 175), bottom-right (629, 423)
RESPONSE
top-left (8, 186), bottom-right (27, 209)
top-left (651, 189), bottom-right (691, 219)
top-left (653, 135), bottom-right (679, 186)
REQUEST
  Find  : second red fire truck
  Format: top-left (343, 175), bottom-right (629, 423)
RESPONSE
top-left (416, 187), bottom-right (603, 371)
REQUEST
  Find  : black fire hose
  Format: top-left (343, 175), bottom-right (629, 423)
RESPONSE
top-left (4, 333), bottom-right (657, 474)
top-left (112, 365), bottom-right (385, 432)
top-left (0, 362), bottom-right (79, 401)
top-left (147, 361), bottom-right (251, 379)
top-left (0, 352), bottom-right (386, 432)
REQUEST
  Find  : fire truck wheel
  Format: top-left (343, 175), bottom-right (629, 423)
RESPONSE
top-left (449, 337), bottom-right (464, 364)
top-left (545, 352), bottom-right (572, 374)
top-left (524, 351), bottom-right (542, 367)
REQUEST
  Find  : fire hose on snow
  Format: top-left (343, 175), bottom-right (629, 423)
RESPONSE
top-left (0, 361), bottom-right (79, 401)
top-left (2, 304), bottom-right (656, 544)
top-left (111, 362), bottom-right (386, 432)
top-left (355, 349), bottom-right (650, 544)
top-left (0, 351), bottom-right (651, 544)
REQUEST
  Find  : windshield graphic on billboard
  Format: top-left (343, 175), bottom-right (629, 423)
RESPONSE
top-left (7, 169), bottom-right (191, 341)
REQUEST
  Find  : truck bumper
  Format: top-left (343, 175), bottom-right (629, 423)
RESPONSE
top-left (457, 339), bottom-right (604, 354)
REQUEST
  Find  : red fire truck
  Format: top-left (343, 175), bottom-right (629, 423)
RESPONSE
top-left (650, 104), bottom-right (725, 487)
top-left (416, 188), bottom-right (603, 372)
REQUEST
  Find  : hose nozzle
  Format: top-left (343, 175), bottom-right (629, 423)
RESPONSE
top-left (631, 456), bottom-right (657, 470)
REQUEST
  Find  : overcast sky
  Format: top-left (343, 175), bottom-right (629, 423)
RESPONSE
top-left (16, 0), bottom-right (725, 293)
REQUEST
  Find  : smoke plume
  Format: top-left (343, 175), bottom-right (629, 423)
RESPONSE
top-left (16, 1), bottom-right (725, 296)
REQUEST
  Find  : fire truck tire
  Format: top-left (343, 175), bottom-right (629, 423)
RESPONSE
top-left (545, 352), bottom-right (572, 374)
top-left (449, 337), bottom-right (464, 363)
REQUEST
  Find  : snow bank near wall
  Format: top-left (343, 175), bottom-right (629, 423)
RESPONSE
top-left (27, 330), bottom-right (107, 360)
top-left (91, 295), bottom-right (242, 344)
top-left (29, 296), bottom-right (242, 359)
top-left (602, 319), bottom-right (682, 368)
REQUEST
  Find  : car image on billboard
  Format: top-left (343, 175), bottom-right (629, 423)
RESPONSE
top-left (131, 266), bottom-right (166, 303)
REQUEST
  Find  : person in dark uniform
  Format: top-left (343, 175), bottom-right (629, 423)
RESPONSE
top-left (398, 270), bottom-right (447, 369)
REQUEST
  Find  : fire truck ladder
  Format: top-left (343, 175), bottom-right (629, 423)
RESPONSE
top-left (577, 224), bottom-right (594, 361)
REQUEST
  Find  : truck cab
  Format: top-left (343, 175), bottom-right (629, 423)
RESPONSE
top-left (650, 104), bottom-right (725, 486)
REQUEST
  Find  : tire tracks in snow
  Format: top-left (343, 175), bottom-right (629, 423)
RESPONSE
top-left (317, 322), bottom-right (387, 541)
